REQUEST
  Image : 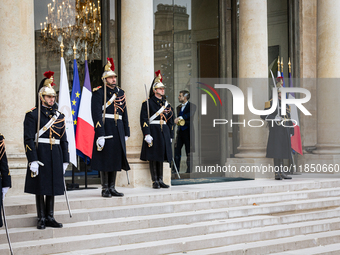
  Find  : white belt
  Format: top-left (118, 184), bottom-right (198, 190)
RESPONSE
top-left (35, 138), bottom-right (60, 145)
top-left (150, 120), bottom-right (166, 125)
top-left (103, 114), bottom-right (122, 120)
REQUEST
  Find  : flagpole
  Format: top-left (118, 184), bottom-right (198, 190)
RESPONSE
top-left (288, 57), bottom-right (301, 175)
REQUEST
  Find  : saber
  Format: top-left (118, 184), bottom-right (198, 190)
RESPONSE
top-left (172, 158), bottom-right (181, 179)
top-left (270, 70), bottom-right (276, 89)
top-left (1, 201), bottom-right (14, 255)
top-left (126, 171), bottom-right (130, 185)
top-left (144, 84), bottom-right (153, 147)
top-left (63, 179), bottom-right (72, 217)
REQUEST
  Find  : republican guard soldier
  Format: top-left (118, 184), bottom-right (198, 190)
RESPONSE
top-left (91, 58), bottom-right (130, 197)
top-left (261, 78), bottom-right (294, 180)
top-left (24, 71), bottom-right (69, 229)
top-left (0, 133), bottom-right (11, 227)
top-left (140, 70), bottom-right (174, 189)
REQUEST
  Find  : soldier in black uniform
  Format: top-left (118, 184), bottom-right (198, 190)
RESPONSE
top-left (174, 90), bottom-right (196, 173)
top-left (91, 58), bottom-right (130, 198)
top-left (261, 79), bottom-right (294, 180)
top-left (0, 133), bottom-right (11, 227)
top-left (24, 71), bottom-right (69, 229)
top-left (140, 70), bottom-right (174, 189)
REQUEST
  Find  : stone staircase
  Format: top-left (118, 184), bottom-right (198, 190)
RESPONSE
top-left (0, 177), bottom-right (340, 254)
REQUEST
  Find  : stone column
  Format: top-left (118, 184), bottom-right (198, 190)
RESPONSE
top-left (228, 0), bottom-right (272, 178)
top-left (312, 0), bottom-right (340, 160)
top-left (0, 0), bottom-right (35, 195)
top-left (118, 0), bottom-right (170, 187)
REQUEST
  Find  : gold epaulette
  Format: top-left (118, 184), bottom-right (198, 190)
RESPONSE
top-left (26, 107), bottom-right (36, 113)
top-left (0, 133), bottom-right (4, 139)
top-left (287, 105), bottom-right (291, 112)
top-left (93, 86), bottom-right (102, 92)
top-left (265, 101), bottom-right (271, 109)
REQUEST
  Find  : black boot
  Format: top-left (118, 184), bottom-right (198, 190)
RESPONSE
top-left (157, 161), bottom-right (169, 188)
top-left (36, 195), bottom-right (46, 229)
top-left (274, 158), bottom-right (283, 180)
top-left (149, 161), bottom-right (160, 189)
top-left (275, 171), bottom-right (283, 180)
top-left (280, 170), bottom-right (292, 179)
top-left (108, 171), bottom-right (124, 197)
top-left (45, 196), bottom-right (63, 228)
top-left (101, 171), bottom-right (112, 197)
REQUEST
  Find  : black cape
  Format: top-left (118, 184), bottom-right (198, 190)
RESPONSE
top-left (24, 104), bottom-right (69, 196)
top-left (91, 85), bottom-right (130, 172)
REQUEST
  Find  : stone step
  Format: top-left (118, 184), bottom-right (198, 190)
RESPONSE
top-left (3, 190), bottom-right (340, 229)
top-left (5, 185), bottom-right (340, 217)
top-left (5, 178), bottom-right (340, 210)
top-left (1, 204), bottom-right (340, 246)
top-left (168, 230), bottom-right (340, 255)
top-left (270, 243), bottom-right (340, 254)
top-left (48, 225), bottom-right (340, 255)
top-left (1, 179), bottom-right (339, 254)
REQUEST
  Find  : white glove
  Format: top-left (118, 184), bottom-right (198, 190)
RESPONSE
top-left (144, 134), bottom-right (153, 145)
top-left (97, 137), bottom-right (105, 148)
top-left (171, 139), bottom-right (172, 143)
top-left (30, 161), bottom-right (39, 176)
top-left (63, 163), bottom-right (69, 174)
top-left (2, 187), bottom-right (9, 200)
top-left (125, 136), bottom-right (128, 142)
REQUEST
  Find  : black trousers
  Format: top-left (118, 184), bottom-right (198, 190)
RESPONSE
top-left (174, 128), bottom-right (190, 172)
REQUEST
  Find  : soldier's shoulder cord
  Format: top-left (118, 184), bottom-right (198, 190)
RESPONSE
top-left (26, 107), bottom-right (37, 114)
top-left (265, 99), bottom-right (272, 109)
top-left (56, 110), bottom-right (65, 118)
top-left (287, 105), bottom-right (291, 112)
top-left (93, 86), bottom-right (102, 92)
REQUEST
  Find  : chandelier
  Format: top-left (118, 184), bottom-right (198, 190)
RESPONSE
top-left (40, 0), bottom-right (102, 64)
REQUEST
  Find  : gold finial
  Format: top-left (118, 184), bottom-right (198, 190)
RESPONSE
top-left (85, 42), bottom-right (87, 61)
top-left (281, 57), bottom-right (283, 73)
top-left (277, 56), bottom-right (280, 73)
top-left (288, 57), bottom-right (291, 73)
top-left (60, 37), bottom-right (64, 58)
top-left (73, 41), bottom-right (77, 59)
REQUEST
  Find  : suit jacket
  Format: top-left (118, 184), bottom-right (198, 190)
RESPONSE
top-left (176, 101), bottom-right (196, 132)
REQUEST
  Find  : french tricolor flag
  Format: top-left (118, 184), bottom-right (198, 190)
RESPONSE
top-left (75, 60), bottom-right (94, 160)
top-left (288, 72), bottom-right (303, 155)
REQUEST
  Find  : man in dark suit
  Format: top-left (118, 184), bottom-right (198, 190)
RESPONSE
top-left (174, 90), bottom-right (196, 173)
top-left (261, 80), bottom-right (294, 180)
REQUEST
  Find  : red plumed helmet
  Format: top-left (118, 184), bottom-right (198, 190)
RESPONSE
top-left (107, 57), bottom-right (115, 72)
top-left (43, 70), bottom-right (55, 86)
top-left (155, 70), bottom-right (162, 82)
top-left (102, 58), bottom-right (117, 80)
